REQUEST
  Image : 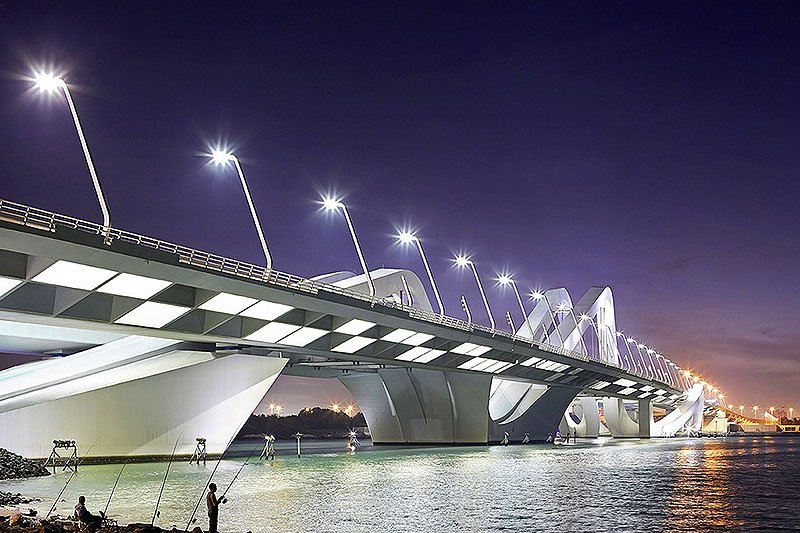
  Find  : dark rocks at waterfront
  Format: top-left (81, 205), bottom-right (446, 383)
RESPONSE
top-left (0, 515), bottom-right (215, 533)
top-left (0, 492), bottom-right (37, 506)
top-left (0, 450), bottom-right (50, 481)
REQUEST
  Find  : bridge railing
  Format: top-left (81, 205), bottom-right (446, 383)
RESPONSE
top-left (1, 198), bottom-right (660, 386)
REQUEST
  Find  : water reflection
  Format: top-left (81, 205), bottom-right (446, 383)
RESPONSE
top-left (1, 437), bottom-right (798, 533)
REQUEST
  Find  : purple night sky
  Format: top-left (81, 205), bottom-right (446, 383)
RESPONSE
top-left (1, 2), bottom-right (798, 414)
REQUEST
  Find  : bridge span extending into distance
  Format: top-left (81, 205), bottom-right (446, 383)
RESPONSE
top-left (0, 198), bottom-right (717, 458)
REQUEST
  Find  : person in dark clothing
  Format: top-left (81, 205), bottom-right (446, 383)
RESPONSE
top-left (206, 482), bottom-right (227, 533)
top-left (74, 495), bottom-right (103, 529)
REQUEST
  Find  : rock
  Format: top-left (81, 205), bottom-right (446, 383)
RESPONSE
top-left (0, 448), bottom-right (50, 480)
top-left (8, 513), bottom-right (22, 526)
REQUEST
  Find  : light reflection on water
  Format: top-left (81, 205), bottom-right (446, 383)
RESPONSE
top-left (2, 436), bottom-right (799, 532)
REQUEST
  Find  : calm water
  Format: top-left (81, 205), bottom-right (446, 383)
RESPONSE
top-left (2, 436), bottom-right (799, 532)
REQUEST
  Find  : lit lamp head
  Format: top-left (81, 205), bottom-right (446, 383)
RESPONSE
top-left (497, 274), bottom-right (513, 286)
top-left (322, 196), bottom-right (342, 211)
top-left (210, 149), bottom-right (234, 165)
top-left (397, 231), bottom-right (416, 244)
top-left (579, 314), bottom-right (591, 322)
top-left (454, 255), bottom-right (471, 268)
top-left (530, 290), bottom-right (544, 301)
top-left (33, 72), bottom-right (64, 92)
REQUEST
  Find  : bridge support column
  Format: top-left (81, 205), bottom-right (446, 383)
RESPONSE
top-left (490, 384), bottom-right (581, 443)
top-left (340, 368), bottom-right (492, 444)
top-left (638, 398), bottom-right (653, 438)
top-left (602, 397), bottom-right (640, 437)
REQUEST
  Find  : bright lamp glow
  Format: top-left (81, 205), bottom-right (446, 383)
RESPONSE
top-left (332, 336), bottom-right (376, 354)
top-left (322, 197), bottom-right (342, 211)
top-left (334, 319), bottom-right (376, 336)
top-left (579, 314), bottom-right (590, 322)
top-left (32, 260), bottom-right (117, 290)
top-left (530, 291), bottom-right (544, 300)
top-left (199, 292), bottom-right (258, 314)
top-left (210, 149), bottom-right (234, 165)
top-left (97, 273), bottom-right (172, 299)
top-left (454, 255), bottom-right (470, 267)
top-left (34, 72), bottom-right (64, 92)
top-left (397, 231), bottom-right (416, 244)
top-left (0, 277), bottom-right (23, 299)
top-left (245, 322), bottom-right (300, 343)
top-left (115, 301), bottom-right (191, 328)
top-left (497, 275), bottom-right (513, 286)
top-left (239, 301), bottom-right (294, 321)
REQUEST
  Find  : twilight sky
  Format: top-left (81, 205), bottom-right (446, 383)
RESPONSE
top-left (1, 2), bottom-right (798, 413)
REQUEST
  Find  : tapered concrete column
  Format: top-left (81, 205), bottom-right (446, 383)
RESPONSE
top-left (638, 398), bottom-right (653, 438)
top-left (340, 368), bottom-right (492, 444)
top-left (490, 385), bottom-right (581, 443)
top-left (602, 397), bottom-right (640, 437)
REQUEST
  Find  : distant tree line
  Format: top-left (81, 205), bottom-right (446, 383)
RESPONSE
top-left (235, 407), bottom-right (367, 440)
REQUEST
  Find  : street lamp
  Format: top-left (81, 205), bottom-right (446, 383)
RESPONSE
top-left (790, 407), bottom-right (794, 419)
top-left (323, 197), bottom-right (375, 298)
top-left (739, 405), bottom-right (744, 416)
top-left (454, 256), bottom-right (495, 330)
top-left (769, 406), bottom-right (775, 419)
top-left (210, 150), bottom-right (272, 269)
top-left (397, 231), bottom-right (444, 316)
top-left (33, 71), bottom-right (111, 233)
top-left (497, 274), bottom-right (534, 341)
top-left (753, 405), bottom-right (759, 419)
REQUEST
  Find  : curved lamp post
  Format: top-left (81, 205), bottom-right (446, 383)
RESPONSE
top-left (498, 275), bottom-right (534, 341)
top-left (33, 72), bottom-right (111, 232)
top-left (210, 150), bottom-right (272, 269)
top-left (324, 198), bottom-right (375, 298)
top-left (455, 256), bottom-right (495, 330)
top-left (398, 231), bottom-right (444, 316)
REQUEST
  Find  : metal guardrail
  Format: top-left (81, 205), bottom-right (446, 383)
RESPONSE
top-left (0, 198), bottom-right (669, 388)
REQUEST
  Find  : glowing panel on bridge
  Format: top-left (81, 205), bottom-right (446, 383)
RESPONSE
top-left (334, 319), bottom-right (376, 336)
top-left (245, 322), bottom-right (300, 343)
top-left (614, 378), bottom-right (637, 387)
top-left (400, 332), bottom-right (434, 346)
top-left (451, 342), bottom-right (479, 354)
top-left (239, 301), bottom-right (294, 321)
top-left (280, 327), bottom-right (328, 347)
top-left (115, 302), bottom-right (191, 328)
top-left (414, 349), bottom-right (445, 364)
top-left (520, 357), bottom-right (541, 366)
top-left (332, 336), bottom-right (376, 353)
top-left (618, 387), bottom-right (637, 395)
top-left (590, 381), bottom-right (611, 390)
top-left (395, 346), bottom-right (430, 361)
top-left (199, 292), bottom-right (259, 314)
top-left (0, 277), bottom-right (22, 298)
top-left (32, 260), bottom-right (117, 290)
top-left (381, 329), bottom-right (416, 343)
top-left (97, 273), bottom-right (172, 299)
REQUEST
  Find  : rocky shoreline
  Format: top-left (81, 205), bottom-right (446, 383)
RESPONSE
top-left (0, 514), bottom-right (205, 532)
top-left (0, 450), bottom-right (50, 481)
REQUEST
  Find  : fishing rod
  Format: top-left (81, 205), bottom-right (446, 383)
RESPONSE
top-left (219, 441), bottom-right (261, 501)
top-left (151, 433), bottom-right (182, 526)
top-left (102, 459), bottom-right (128, 517)
top-left (45, 437), bottom-right (100, 519)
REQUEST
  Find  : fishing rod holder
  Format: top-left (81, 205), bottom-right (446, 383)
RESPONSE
top-left (189, 437), bottom-right (207, 465)
top-left (45, 439), bottom-right (79, 473)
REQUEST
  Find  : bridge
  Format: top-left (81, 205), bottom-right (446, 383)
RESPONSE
top-left (0, 198), bottom-right (712, 458)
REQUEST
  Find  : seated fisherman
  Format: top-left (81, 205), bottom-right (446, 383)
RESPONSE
top-left (74, 495), bottom-right (103, 529)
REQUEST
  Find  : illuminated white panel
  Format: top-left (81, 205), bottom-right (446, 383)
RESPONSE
top-left (280, 327), bottom-right (328, 347)
top-left (199, 292), bottom-right (258, 314)
top-left (467, 345), bottom-right (492, 356)
top-left (401, 332), bottom-right (434, 346)
top-left (32, 260), bottom-right (117, 290)
top-left (656, 389), bottom-right (669, 395)
top-left (334, 319), bottom-right (376, 336)
top-left (590, 381), bottom-right (611, 390)
top-left (414, 349), bottom-right (445, 364)
top-left (451, 342), bottom-right (479, 355)
top-left (395, 347), bottom-right (431, 361)
top-left (115, 302), bottom-right (190, 328)
top-left (553, 363), bottom-right (570, 372)
top-left (457, 357), bottom-right (487, 370)
top-left (0, 277), bottom-right (23, 298)
top-left (669, 394), bottom-right (680, 400)
top-left (618, 387), bottom-right (637, 395)
top-left (483, 361), bottom-right (508, 373)
top-left (473, 359), bottom-right (499, 372)
top-left (639, 385), bottom-right (654, 392)
top-left (240, 301), bottom-right (294, 321)
top-left (97, 273), bottom-right (172, 299)
top-left (638, 392), bottom-right (652, 398)
top-left (537, 360), bottom-right (559, 371)
top-left (614, 378), bottom-right (637, 388)
top-left (520, 357), bottom-right (541, 367)
top-left (492, 362), bottom-right (514, 373)
top-left (245, 322), bottom-right (300, 343)
top-left (381, 329), bottom-right (416, 343)
top-left (332, 336), bottom-right (376, 354)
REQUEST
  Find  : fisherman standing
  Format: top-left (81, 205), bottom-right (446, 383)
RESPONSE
top-left (206, 482), bottom-right (227, 533)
